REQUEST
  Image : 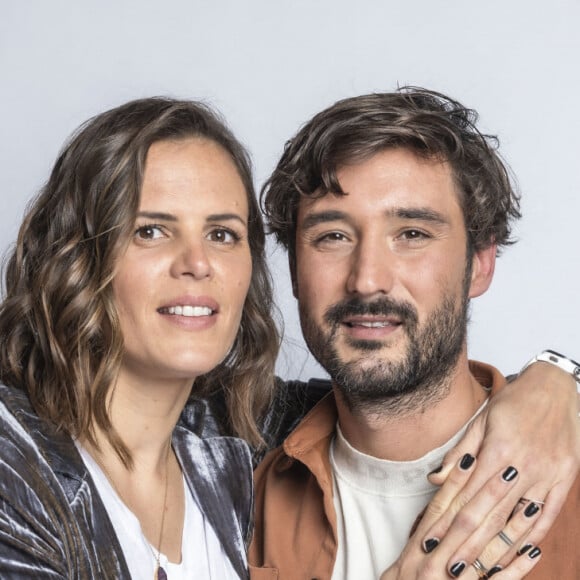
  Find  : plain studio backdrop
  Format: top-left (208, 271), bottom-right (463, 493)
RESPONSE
top-left (1, 0), bottom-right (578, 381)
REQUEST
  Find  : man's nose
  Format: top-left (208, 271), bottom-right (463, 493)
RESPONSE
top-left (346, 237), bottom-right (394, 296)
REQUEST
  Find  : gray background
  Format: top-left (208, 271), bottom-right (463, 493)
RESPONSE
top-left (1, 0), bottom-right (578, 381)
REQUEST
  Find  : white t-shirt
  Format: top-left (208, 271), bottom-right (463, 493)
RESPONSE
top-left (78, 445), bottom-right (241, 579)
top-left (330, 401), bottom-right (487, 580)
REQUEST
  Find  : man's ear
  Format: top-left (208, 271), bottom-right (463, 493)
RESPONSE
top-left (468, 243), bottom-right (497, 298)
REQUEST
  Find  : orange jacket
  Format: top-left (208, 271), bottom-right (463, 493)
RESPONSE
top-left (250, 362), bottom-right (580, 579)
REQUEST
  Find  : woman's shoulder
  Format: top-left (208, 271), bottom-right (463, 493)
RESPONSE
top-left (0, 382), bottom-right (131, 578)
top-left (0, 382), bottom-right (41, 445)
top-left (0, 382), bottom-right (87, 499)
top-left (0, 381), bottom-right (32, 416)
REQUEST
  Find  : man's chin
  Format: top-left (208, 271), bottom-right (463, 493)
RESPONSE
top-left (332, 347), bottom-right (408, 376)
top-left (338, 334), bottom-right (407, 358)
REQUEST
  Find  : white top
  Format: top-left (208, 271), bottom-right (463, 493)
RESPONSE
top-left (330, 401), bottom-right (487, 580)
top-left (78, 444), bottom-right (241, 579)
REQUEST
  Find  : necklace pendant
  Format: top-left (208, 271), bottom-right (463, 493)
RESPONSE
top-left (155, 564), bottom-right (167, 580)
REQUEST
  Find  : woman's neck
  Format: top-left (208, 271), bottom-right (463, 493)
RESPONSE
top-left (92, 366), bottom-right (194, 467)
top-left (81, 368), bottom-right (191, 564)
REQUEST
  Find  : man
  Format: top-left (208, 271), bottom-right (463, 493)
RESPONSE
top-left (249, 88), bottom-right (579, 579)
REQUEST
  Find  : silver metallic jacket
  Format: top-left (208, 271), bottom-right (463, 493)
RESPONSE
top-left (0, 383), bottom-right (255, 579)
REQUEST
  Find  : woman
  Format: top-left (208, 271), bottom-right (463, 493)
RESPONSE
top-left (0, 98), bottom-right (278, 578)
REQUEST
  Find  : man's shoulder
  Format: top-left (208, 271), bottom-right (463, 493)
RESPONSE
top-left (468, 360), bottom-right (507, 392)
top-left (262, 377), bottom-right (332, 442)
top-left (250, 388), bottom-right (338, 578)
top-left (255, 389), bottom-right (337, 482)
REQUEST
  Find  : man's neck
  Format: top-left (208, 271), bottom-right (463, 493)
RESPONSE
top-left (334, 357), bottom-right (489, 461)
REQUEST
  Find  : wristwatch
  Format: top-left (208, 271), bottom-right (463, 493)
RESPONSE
top-left (520, 350), bottom-right (580, 392)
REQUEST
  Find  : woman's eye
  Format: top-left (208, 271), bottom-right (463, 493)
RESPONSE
top-left (208, 228), bottom-right (240, 244)
top-left (135, 225), bottom-right (164, 240)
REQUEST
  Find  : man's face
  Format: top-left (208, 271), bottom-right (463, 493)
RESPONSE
top-left (294, 148), bottom-right (495, 411)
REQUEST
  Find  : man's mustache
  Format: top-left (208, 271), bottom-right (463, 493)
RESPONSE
top-left (324, 297), bottom-right (418, 327)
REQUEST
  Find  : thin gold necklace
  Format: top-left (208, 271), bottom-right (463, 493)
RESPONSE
top-left (90, 444), bottom-right (171, 580)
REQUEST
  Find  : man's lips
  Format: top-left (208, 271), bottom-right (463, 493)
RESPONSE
top-left (342, 316), bottom-right (403, 329)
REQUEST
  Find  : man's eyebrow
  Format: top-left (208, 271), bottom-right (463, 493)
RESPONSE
top-left (391, 207), bottom-right (449, 225)
top-left (299, 210), bottom-right (348, 230)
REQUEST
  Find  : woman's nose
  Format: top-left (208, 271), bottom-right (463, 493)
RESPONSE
top-left (170, 240), bottom-right (211, 280)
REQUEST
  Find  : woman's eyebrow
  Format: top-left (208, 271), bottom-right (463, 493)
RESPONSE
top-left (206, 213), bottom-right (247, 225)
top-left (136, 211), bottom-right (177, 222)
top-left (136, 211), bottom-right (247, 225)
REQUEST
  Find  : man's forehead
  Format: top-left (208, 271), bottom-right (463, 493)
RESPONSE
top-left (297, 151), bottom-right (460, 212)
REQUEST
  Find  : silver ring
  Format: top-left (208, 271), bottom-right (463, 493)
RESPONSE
top-left (498, 530), bottom-right (514, 547)
top-left (472, 558), bottom-right (489, 578)
top-left (519, 496), bottom-right (546, 506)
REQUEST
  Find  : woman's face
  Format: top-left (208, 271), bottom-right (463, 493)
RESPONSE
top-left (112, 138), bottom-right (252, 387)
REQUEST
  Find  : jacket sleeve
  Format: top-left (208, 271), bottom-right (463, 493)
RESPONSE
top-left (0, 416), bottom-right (68, 578)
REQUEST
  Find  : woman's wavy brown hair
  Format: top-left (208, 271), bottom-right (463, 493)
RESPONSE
top-left (0, 97), bottom-right (279, 462)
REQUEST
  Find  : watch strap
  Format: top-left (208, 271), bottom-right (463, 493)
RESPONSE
top-left (520, 350), bottom-right (580, 387)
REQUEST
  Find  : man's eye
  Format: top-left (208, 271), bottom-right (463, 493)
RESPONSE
top-left (400, 229), bottom-right (429, 241)
top-left (135, 225), bottom-right (164, 240)
top-left (315, 232), bottom-right (348, 244)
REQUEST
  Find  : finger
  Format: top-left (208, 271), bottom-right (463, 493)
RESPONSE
top-left (514, 478), bottom-right (569, 549)
top-left (510, 484), bottom-right (547, 516)
top-left (479, 546), bottom-right (542, 579)
top-left (423, 464), bottom-right (519, 561)
top-left (450, 497), bottom-right (542, 576)
top-left (418, 453), bottom-right (477, 552)
top-left (425, 447), bottom-right (558, 550)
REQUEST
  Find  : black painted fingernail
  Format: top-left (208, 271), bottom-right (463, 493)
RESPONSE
top-left (428, 465), bottom-right (443, 476)
top-left (423, 538), bottom-right (439, 553)
top-left (517, 543), bottom-right (532, 555)
top-left (449, 561), bottom-right (466, 576)
top-left (501, 466), bottom-right (518, 482)
top-left (487, 565), bottom-right (502, 577)
top-left (528, 546), bottom-right (542, 559)
top-left (459, 453), bottom-right (475, 470)
top-left (524, 502), bottom-right (540, 517)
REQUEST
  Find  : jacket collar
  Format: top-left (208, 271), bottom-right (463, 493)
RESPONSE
top-left (173, 426), bottom-right (252, 579)
top-left (283, 391), bottom-right (337, 460)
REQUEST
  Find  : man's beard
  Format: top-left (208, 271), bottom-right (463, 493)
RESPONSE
top-left (299, 283), bottom-right (470, 417)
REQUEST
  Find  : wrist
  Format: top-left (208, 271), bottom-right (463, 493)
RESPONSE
top-left (520, 350), bottom-right (580, 393)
